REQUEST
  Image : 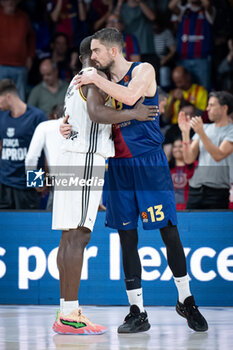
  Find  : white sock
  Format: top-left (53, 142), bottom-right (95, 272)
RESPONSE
top-left (126, 288), bottom-right (144, 313)
top-left (62, 300), bottom-right (79, 316)
top-left (174, 275), bottom-right (191, 304)
top-left (60, 298), bottom-right (64, 311)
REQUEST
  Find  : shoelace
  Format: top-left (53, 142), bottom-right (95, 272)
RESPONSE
top-left (76, 308), bottom-right (96, 327)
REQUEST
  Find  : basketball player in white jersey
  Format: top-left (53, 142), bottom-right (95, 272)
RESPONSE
top-left (52, 36), bottom-right (157, 335)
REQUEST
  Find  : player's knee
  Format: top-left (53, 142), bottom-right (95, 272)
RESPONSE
top-left (73, 227), bottom-right (91, 251)
top-left (160, 222), bottom-right (180, 247)
top-left (118, 229), bottom-right (138, 250)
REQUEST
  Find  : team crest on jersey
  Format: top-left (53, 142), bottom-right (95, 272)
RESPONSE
top-left (172, 173), bottom-right (187, 189)
top-left (6, 128), bottom-right (15, 138)
top-left (141, 211), bottom-right (148, 223)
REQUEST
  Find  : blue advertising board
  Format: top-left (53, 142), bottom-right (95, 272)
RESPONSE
top-left (0, 211), bottom-right (232, 306)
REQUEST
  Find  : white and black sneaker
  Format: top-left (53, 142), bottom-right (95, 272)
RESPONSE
top-left (118, 305), bottom-right (151, 333)
top-left (176, 296), bottom-right (208, 332)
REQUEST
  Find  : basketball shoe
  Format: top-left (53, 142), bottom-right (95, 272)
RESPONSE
top-left (118, 305), bottom-right (151, 333)
top-left (53, 308), bottom-right (107, 335)
top-left (176, 296), bottom-right (208, 332)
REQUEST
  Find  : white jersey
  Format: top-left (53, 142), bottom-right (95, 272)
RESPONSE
top-left (61, 72), bottom-right (115, 158)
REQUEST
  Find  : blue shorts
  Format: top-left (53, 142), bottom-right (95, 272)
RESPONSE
top-left (105, 148), bottom-right (177, 230)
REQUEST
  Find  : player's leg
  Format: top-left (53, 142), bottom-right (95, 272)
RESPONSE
top-left (117, 228), bottom-right (151, 333)
top-left (52, 152), bottom-right (107, 335)
top-left (106, 157), bottom-right (150, 333)
top-left (160, 222), bottom-right (208, 332)
top-left (57, 227), bottom-right (91, 301)
top-left (134, 149), bottom-right (208, 332)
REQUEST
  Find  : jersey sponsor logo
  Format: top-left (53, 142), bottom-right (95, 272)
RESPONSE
top-left (26, 169), bottom-right (44, 188)
top-left (6, 128), bottom-right (15, 138)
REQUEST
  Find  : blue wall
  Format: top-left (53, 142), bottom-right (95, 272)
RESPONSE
top-left (0, 211), bottom-right (232, 306)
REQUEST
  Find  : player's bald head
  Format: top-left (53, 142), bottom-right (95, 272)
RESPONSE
top-left (79, 36), bottom-right (93, 58)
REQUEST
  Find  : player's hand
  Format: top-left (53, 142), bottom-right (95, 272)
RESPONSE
top-left (74, 68), bottom-right (98, 89)
top-left (134, 97), bottom-right (159, 121)
top-left (178, 111), bottom-right (191, 133)
top-left (60, 115), bottom-right (71, 138)
top-left (190, 116), bottom-right (204, 135)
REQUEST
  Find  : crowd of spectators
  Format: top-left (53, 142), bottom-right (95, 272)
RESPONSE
top-left (0, 0), bottom-right (233, 210)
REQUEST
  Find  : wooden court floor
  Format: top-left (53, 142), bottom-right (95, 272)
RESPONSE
top-left (0, 305), bottom-right (232, 350)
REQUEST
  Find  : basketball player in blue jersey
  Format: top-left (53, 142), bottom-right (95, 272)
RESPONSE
top-left (75, 28), bottom-right (208, 333)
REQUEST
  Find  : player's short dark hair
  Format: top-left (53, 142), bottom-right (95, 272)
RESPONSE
top-left (209, 91), bottom-right (233, 115)
top-left (79, 36), bottom-right (93, 58)
top-left (0, 79), bottom-right (18, 96)
top-left (92, 28), bottom-right (124, 52)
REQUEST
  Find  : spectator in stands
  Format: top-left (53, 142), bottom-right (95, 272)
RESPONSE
top-left (0, 0), bottom-right (35, 101)
top-left (87, 0), bottom-right (114, 32)
top-left (217, 37), bottom-right (233, 92)
top-left (25, 104), bottom-right (64, 210)
top-left (158, 87), bottom-right (169, 134)
top-left (27, 58), bottom-right (69, 116)
top-left (169, 138), bottom-right (196, 210)
top-left (106, 13), bottom-right (141, 62)
top-left (169, 0), bottom-right (215, 91)
top-left (210, 0), bottom-right (233, 90)
top-left (164, 66), bottom-right (208, 124)
top-left (115, 0), bottom-right (156, 59)
top-left (154, 0), bottom-right (170, 13)
top-left (164, 100), bottom-right (196, 161)
top-left (153, 12), bottom-right (176, 90)
top-left (178, 91), bottom-right (233, 209)
top-left (50, 32), bottom-right (78, 82)
top-left (19, 0), bottom-right (51, 55)
top-left (0, 79), bottom-right (47, 209)
top-left (47, 0), bottom-right (86, 49)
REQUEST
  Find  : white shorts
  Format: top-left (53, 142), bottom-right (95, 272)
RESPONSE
top-left (52, 151), bottom-right (106, 231)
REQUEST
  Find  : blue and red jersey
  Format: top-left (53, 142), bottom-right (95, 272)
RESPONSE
top-left (112, 62), bottom-right (164, 158)
top-left (123, 33), bottom-right (140, 61)
top-left (177, 8), bottom-right (213, 59)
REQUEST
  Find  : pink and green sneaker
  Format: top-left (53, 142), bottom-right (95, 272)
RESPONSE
top-left (52, 308), bottom-right (107, 335)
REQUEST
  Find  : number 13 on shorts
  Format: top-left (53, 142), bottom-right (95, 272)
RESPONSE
top-left (141, 205), bottom-right (165, 223)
